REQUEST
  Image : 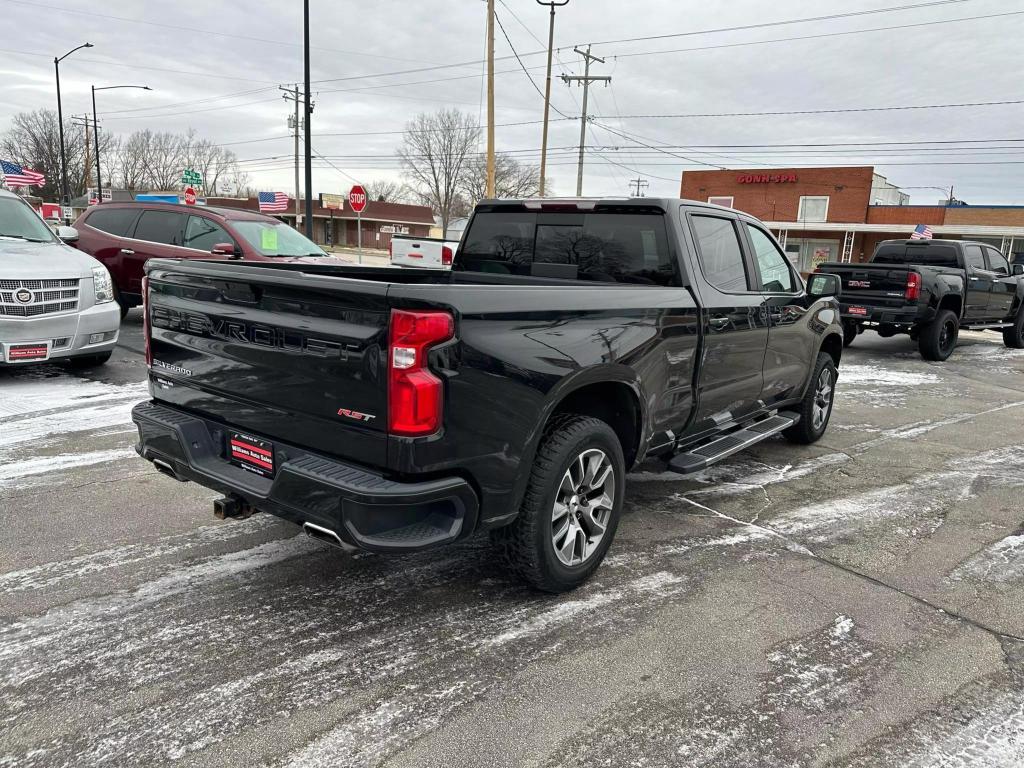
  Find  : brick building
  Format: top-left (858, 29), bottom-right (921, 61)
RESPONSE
top-left (205, 196), bottom-right (435, 252)
top-left (680, 166), bottom-right (1024, 274)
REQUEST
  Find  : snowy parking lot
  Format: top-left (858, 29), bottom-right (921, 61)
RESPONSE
top-left (2, 314), bottom-right (1024, 767)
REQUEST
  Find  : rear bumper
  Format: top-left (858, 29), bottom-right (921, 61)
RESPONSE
top-left (132, 401), bottom-right (479, 552)
top-left (839, 303), bottom-right (932, 326)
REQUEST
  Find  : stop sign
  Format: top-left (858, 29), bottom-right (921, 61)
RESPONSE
top-left (348, 185), bottom-right (367, 214)
top-left (184, 186), bottom-right (197, 206)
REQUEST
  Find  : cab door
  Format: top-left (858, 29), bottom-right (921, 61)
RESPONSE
top-left (122, 210), bottom-right (188, 295)
top-left (681, 209), bottom-right (769, 432)
top-left (740, 221), bottom-right (812, 405)
top-left (962, 244), bottom-right (995, 321)
top-left (984, 247), bottom-right (1015, 319)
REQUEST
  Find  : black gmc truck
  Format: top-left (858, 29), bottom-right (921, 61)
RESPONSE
top-left (818, 239), bottom-right (1024, 361)
top-left (133, 198), bottom-right (844, 592)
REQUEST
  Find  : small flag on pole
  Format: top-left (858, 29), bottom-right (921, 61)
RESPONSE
top-left (910, 224), bottom-right (933, 240)
top-left (258, 191), bottom-right (289, 213)
top-left (0, 160), bottom-right (45, 188)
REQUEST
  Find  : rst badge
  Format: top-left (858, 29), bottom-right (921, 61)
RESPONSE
top-left (337, 408), bottom-right (376, 423)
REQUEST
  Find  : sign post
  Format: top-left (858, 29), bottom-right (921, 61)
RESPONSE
top-left (348, 185), bottom-right (367, 264)
top-left (320, 193), bottom-right (345, 252)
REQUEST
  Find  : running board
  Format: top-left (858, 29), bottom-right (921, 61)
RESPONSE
top-left (962, 323), bottom-right (1012, 330)
top-left (667, 412), bottom-right (799, 475)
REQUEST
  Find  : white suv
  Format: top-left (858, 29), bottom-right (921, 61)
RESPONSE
top-left (0, 189), bottom-right (120, 367)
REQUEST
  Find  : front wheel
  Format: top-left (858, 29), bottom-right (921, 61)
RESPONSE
top-left (492, 414), bottom-right (624, 593)
top-left (1003, 307), bottom-right (1024, 349)
top-left (68, 351), bottom-right (112, 368)
top-left (783, 353), bottom-right (837, 445)
top-left (919, 309), bottom-right (959, 361)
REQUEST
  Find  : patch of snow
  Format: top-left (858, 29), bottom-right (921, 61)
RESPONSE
top-left (839, 364), bottom-right (940, 388)
top-left (0, 448), bottom-right (136, 488)
top-left (948, 535), bottom-right (1024, 584)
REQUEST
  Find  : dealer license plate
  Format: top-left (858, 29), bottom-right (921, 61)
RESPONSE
top-left (6, 343), bottom-right (49, 362)
top-left (229, 432), bottom-right (275, 478)
top-left (848, 306), bottom-right (868, 316)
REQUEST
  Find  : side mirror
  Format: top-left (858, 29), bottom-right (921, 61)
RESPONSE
top-left (56, 226), bottom-right (79, 244)
top-left (807, 272), bottom-right (840, 299)
top-left (211, 242), bottom-right (240, 259)
top-left (1013, 264), bottom-right (1024, 276)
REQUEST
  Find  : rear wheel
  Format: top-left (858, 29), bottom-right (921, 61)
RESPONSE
top-left (783, 353), bottom-right (836, 445)
top-left (919, 309), bottom-right (959, 361)
top-left (842, 322), bottom-right (858, 347)
top-left (1003, 306), bottom-right (1024, 349)
top-left (492, 415), bottom-right (624, 593)
top-left (68, 351), bottom-right (111, 368)
top-left (113, 285), bottom-right (130, 320)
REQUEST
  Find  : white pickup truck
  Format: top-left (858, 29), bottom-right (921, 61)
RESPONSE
top-left (389, 234), bottom-right (459, 269)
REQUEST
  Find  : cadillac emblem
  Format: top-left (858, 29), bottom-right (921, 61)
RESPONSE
top-left (14, 288), bottom-right (33, 304)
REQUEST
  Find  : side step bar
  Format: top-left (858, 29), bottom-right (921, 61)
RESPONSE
top-left (667, 412), bottom-right (799, 475)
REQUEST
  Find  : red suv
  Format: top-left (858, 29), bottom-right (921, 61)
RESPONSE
top-left (73, 203), bottom-right (329, 317)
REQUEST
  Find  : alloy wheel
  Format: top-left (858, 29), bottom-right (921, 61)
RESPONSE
top-left (812, 367), bottom-right (833, 431)
top-left (551, 448), bottom-right (615, 567)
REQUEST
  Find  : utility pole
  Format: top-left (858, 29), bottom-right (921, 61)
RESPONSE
top-left (71, 115), bottom-right (92, 193)
top-left (536, 0), bottom-right (569, 197)
top-left (302, 0), bottom-right (313, 240)
top-left (486, 0), bottom-right (496, 197)
top-left (629, 177), bottom-right (648, 198)
top-left (280, 85), bottom-right (303, 231)
top-left (561, 46), bottom-right (610, 196)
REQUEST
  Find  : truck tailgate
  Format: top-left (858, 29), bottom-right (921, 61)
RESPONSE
top-left (146, 261), bottom-right (390, 467)
top-left (818, 263), bottom-right (912, 310)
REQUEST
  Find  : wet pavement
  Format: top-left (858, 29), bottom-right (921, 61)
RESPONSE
top-left (2, 317), bottom-right (1023, 767)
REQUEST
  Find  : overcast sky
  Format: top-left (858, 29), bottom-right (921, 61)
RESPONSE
top-left (3, 0), bottom-right (1022, 204)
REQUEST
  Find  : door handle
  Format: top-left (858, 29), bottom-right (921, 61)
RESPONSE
top-left (120, 248), bottom-right (135, 255)
top-left (709, 316), bottom-right (731, 331)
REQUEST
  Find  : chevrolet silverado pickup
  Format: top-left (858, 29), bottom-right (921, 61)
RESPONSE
top-left (817, 238), bottom-right (1024, 361)
top-left (132, 198), bottom-right (844, 592)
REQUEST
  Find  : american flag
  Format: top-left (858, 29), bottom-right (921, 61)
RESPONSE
top-left (0, 160), bottom-right (45, 188)
top-left (910, 224), bottom-right (933, 240)
top-left (258, 191), bottom-right (289, 212)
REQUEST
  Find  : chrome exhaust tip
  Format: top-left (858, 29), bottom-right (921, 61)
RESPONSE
top-left (302, 522), bottom-right (355, 551)
top-left (152, 458), bottom-right (181, 481)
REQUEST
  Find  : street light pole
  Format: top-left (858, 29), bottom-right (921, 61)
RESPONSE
top-left (536, 0), bottom-right (568, 198)
top-left (54, 42), bottom-right (93, 222)
top-left (92, 85), bottom-right (150, 205)
top-left (303, 0), bottom-right (314, 240)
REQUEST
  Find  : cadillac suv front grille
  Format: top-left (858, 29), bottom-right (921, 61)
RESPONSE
top-left (0, 279), bottom-right (80, 317)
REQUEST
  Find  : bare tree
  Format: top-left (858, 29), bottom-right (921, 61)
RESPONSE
top-left (398, 109), bottom-right (480, 237)
top-left (459, 151), bottom-right (543, 209)
top-left (364, 178), bottom-right (409, 203)
top-left (0, 109), bottom-right (104, 200)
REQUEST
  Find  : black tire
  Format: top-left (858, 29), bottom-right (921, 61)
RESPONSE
top-left (842, 322), bottom-right (858, 348)
top-left (492, 414), bottom-right (625, 593)
top-left (113, 285), bottom-right (130, 320)
top-left (783, 353), bottom-right (837, 445)
top-left (1003, 306), bottom-right (1024, 349)
top-left (918, 309), bottom-right (959, 361)
top-left (68, 351), bottom-right (112, 368)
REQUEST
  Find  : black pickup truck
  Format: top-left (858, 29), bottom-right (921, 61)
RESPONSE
top-left (818, 239), bottom-right (1024, 361)
top-left (133, 198), bottom-right (844, 591)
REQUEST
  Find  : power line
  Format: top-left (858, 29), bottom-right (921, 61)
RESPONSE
top-left (580, 0), bottom-right (975, 47)
top-left (493, 10), bottom-right (572, 119)
top-left (598, 99), bottom-right (1024, 120)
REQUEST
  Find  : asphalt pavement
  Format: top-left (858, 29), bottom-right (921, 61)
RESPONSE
top-left (2, 316), bottom-right (1024, 767)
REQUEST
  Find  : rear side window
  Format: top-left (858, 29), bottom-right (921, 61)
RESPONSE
top-left (458, 211), bottom-right (677, 285)
top-left (690, 215), bottom-right (749, 292)
top-left (133, 211), bottom-right (184, 246)
top-left (964, 245), bottom-right (986, 270)
top-left (85, 207), bottom-right (139, 237)
top-left (874, 244), bottom-right (959, 268)
top-left (184, 215), bottom-right (231, 251)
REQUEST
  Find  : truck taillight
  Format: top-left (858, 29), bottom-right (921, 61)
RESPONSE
top-left (388, 309), bottom-right (454, 436)
top-left (142, 276), bottom-right (152, 367)
top-left (441, 246), bottom-right (453, 266)
top-left (905, 271), bottom-right (921, 301)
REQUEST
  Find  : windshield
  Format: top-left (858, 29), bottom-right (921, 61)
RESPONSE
top-left (0, 197), bottom-right (57, 243)
top-left (232, 220), bottom-right (326, 257)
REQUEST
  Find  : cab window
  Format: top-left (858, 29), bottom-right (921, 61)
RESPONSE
top-left (745, 223), bottom-right (796, 292)
top-left (964, 245), bottom-right (987, 271)
top-left (985, 248), bottom-right (1010, 276)
top-left (690, 214), bottom-right (750, 292)
top-left (133, 211), bottom-right (185, 246)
